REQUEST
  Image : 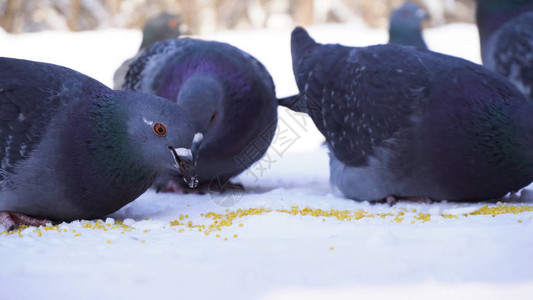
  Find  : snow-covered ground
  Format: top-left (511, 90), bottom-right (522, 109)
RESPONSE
top-left (1, 22), bottom-right (533, 299)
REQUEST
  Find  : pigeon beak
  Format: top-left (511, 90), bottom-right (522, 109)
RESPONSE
top-left (180, 24), bottom-right (192, 35)
top-left (416, 9), bottom-right (430, 21)
top-left (191, 132), bottom-right (204, 161)
top-left (169, 147), bottom-right (198, 188)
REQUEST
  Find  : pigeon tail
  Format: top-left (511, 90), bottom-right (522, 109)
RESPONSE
top-left (278, 93), bottom-right (308, 114)
top-left (291, 27), bottom-right (319, 72)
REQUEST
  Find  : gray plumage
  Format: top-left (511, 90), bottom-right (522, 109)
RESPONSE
top-left (123, 38), bottom-right (278, 188)
top-left (280, 27), bottom-right (533, 202)
top-left (0, 57), bottom-right (196, 223)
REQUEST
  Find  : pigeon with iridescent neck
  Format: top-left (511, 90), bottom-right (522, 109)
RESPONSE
top-left (123, 38), bottom-right (278, 192)
top-left (0, 57), bottom-right (197, 231)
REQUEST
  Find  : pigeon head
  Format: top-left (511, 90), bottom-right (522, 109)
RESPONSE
top-left (118, 90), bottom-right (198, 188)
top-left (177, 74), bottom-right (224, 137)
top-left (140, 13), bottom-right (187, 51)
top-left (476, 0), bottom-right (533, 42)
top-left (174, 74), bottom-right (225, 163)
top-left (389, 2), bottom-right (429, 49)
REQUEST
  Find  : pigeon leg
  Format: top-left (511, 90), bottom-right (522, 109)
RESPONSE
top-left (385, 196), bottom-right (432, 206)
top-left (0, 211), bottom-right (51, 231)
top-left (386, 196), bottom-right (398, 206)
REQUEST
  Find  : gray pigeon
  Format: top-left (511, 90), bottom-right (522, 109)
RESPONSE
top-left (0, 57), bottom-right (197, 230)
top-left (389, 1), bottom-right (430, 50)
top-left (280, 27), bottom-right (533, 203)
top-left (113, 13), bottom-right (188, 89)
top-left (476, 0), bottom-right (533, 100)
top-left (123, 38), bottom-right (278, 191)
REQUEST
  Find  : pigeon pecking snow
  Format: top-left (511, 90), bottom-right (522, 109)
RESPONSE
top-left (0, 57), bottom-right (197, 230)
top-left (123, 38), bottom-right (278, 192)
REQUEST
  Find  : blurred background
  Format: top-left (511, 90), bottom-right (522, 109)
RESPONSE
top-left (0, 0), bottom-right (475, 34)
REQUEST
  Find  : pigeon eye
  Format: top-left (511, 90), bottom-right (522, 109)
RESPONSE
top-left (168, 19), bottom-right (179, 28)
top-left (153, 123), bottom-right (167, 136)
top-left (210, 112), bottom-right (217, 123)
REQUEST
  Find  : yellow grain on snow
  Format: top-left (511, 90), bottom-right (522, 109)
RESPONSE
top-left (2, 204), bottom-right (532, 238)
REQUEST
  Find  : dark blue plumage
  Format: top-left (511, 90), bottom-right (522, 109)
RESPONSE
top-left (389, 2), bottom-right (429, 50)
top-left (0, 57), bottom-right (196, 229)
top-left (476, 0), bottom-right (533, 100)
top-left (123, 38), bottom-right (278, 190)
top-left (281, 27), bottom-right (533, 202)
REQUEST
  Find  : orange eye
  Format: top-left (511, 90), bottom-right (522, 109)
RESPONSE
top-left (153, 123), bottom-right (167, 136)
top-left (168, 19), bottom-right (179, 28)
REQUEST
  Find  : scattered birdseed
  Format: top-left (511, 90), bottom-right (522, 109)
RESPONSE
top-left (2, 204), bottom-right (532, 238)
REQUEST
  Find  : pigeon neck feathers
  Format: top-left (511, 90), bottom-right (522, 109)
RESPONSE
top-left (85, 92), bottom-right (152, 178)
top-left (389, 27), bottom-right (427, 50)
top-left (388, 2), bottom-right (428, 50)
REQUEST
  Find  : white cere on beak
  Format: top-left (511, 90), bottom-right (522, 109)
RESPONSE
top-left (416, 9), bottom-right (427, 19)
top-left (175, 148), bottom-right (193, 160)
top-left (143, 117), bottom-right (154, 126)
top-left (193, 132), bottom-right (203, 143)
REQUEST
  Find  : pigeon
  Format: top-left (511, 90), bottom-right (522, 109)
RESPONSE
top-left (0, 57), bottom-right (197, 230)
top-left (476, 0), bottom-right (533, 100)
top-left (123, 38), bottom-right (278, 191)
top-left (389, 1), bottom-right (429, 50)
top-left (280, 27), bottom-right (533, 203)
top-left (113, 13), bottom-right (188, 89)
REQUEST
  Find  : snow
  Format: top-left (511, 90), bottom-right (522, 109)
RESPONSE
top-left (1, 22), bottom-right (533, 299)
